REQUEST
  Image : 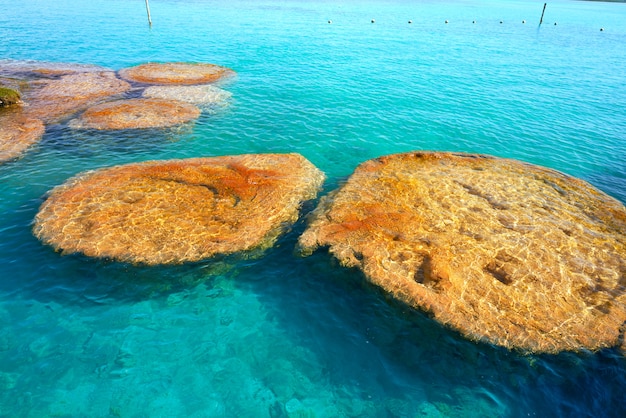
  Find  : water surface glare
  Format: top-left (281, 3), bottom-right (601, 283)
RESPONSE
top-left (1, 0), bottom-right (625, 416)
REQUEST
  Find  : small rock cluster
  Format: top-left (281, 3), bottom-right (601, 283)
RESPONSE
top-left (0, 60), bottom-right (234, 163)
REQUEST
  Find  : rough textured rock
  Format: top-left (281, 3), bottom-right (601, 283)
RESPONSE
top-left (298, 151), bottom-right (626, 353)
top-left (0, 111), bottom-right (45, 163)
top-left (0, 61), bottom-right (130, 123)
top-left (24, 71), bottom-right (131, 123)
top-left (69, 98), bottom-right (201, 130)
top-left (118, 62), bottom-right (235, 85)
top-left (34, 154), bottom-right (325, 265)
top-left (142, 85), bottom-right (231, 107)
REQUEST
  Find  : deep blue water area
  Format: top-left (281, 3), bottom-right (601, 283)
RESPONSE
top-left (1, 0), bottom-right (625, 416)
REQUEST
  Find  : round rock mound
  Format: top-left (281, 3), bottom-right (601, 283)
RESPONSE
top-left (0, 111), bottom-right (45, 163)
top-left (118, 62), bottom-right (234, 85)
top-left (298, 151), bottom-right (626, 353)
top-left (34, 154), bottom-right (325, 265)
top-left (69, 98), bottom-right (200, 130)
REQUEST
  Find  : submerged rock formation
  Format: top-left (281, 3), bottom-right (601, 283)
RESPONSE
top-left (142, 85), bottom-right (232, 107)
top-left (298, 151), bottom-right (626, 353)
top-left (0, 60), bottom-right (236, 134)
top-left (0, 61), bottom-right (131, 124)
top-left (0, 60), bottom-right (106, 78)
top-left (0, 60), bottom-right (236, 159)
top-left (118, 62), bottom-right (235, 85)
top-left (25, 71), bottom-right (131, 123)
top-left (69, 98), bottom-right (201, 130)
top-left (34, 154), bottom-right (325, 265)
top-left (0, 111), bottom-right (45, 163)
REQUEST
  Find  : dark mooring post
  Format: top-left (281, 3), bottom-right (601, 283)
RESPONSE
top-left (539, 3), bottom-right (547, 25)
top-left (145, 0), bottom-right (153, 26)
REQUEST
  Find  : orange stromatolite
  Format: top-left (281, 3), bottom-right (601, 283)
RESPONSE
top-left (298, 151), bottom-right (626, 353)
top-left (34, 154), bottom-right (325, 265)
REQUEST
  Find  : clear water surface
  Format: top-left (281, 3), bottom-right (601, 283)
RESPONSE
top-left (1, 0), bottom-right (625, 416)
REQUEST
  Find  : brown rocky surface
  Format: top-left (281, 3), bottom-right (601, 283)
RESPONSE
top-left (298, 151), bottom-right (626, 353)
top-left (0, 61), bottom-right (130, 124)
top-left (118, 62), bottom-right (235, 85)
top-left (23, 71), bottom-right (131, 123)
top-left (34, 153), bottom-right (325, 265)
top-left (0, 110), bottom-right (45, 163)
top-left (69, 98), bottom-right (201, 130)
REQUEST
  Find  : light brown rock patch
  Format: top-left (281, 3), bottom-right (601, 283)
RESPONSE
top-left (69, 98), bottom-right (200, 130)
top-left (118, 62), bottom-right (235, 85)
top-left (24, 71), bottom-right (131, 123)
top-left (0, 110), bottom-right (45, 163)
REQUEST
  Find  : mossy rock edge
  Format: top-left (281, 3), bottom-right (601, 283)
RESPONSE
top-left (0, 87), bottom-right (21, 107)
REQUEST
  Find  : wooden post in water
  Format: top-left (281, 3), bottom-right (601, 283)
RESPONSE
top-left (539, 3), bottom-right (547, 25)
top-left (145, 0), bottom-right (153, 26)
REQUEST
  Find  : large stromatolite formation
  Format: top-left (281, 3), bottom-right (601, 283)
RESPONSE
top-left (69, 98), bottom-right (201, 130)
top-left (298, 151), bottom-right (626, 353)
top-left (34, 154), bottom-right (325, 265)
top-left (118, 62), bottom-right (235, 85)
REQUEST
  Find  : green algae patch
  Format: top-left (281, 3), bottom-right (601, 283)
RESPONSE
top-left (0, 86), bottom-right (21, 107)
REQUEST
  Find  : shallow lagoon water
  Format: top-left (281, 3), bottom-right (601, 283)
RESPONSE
top-left (1, 0), bottom-right (625, 416)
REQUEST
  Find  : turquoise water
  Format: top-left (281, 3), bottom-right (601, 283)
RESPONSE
top-left (1, 0), bottom-right (626, 416)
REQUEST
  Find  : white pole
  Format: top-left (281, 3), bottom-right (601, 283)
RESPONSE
top-left (145, 0), bottom-right (152, 26)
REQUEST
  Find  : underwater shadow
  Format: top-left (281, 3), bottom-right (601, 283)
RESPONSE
top-left (240, 217), bottom-right (626, 417)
